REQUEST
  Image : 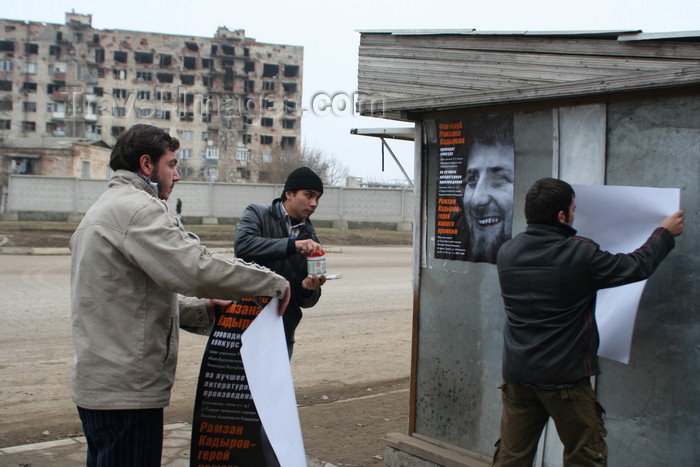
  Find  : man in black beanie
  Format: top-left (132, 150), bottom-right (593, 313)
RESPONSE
top-left (234, 166), bottom-right (326, 358)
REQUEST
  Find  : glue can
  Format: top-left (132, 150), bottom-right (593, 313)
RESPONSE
top-left (306, 249), bottom-right (326, 277)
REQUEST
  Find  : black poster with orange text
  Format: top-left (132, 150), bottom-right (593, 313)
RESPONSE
top-left (190, 297), bottom-right (268, 466)
top-left (433, 114), bottom-right (514, 263)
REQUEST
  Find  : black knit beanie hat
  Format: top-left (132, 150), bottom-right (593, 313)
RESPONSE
top-left (284, 166), bottom-right (324, 193)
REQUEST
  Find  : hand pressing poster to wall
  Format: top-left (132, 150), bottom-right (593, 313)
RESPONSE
top-left (433, 113), bottom-right (514, 263)
top-left (572, 184), bottom-right (680, 364)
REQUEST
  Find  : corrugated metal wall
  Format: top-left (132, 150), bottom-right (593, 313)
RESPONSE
top-left (412, 95), bottom-right (698, 466)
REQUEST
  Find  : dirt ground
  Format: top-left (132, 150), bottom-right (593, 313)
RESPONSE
top-left (0, 224), bottom-right (413, 466)
top-left (0, 222), bottom-right (413, 249)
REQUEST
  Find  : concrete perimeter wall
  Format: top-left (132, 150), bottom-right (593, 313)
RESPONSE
top-left (3, 175), bottom-right (414, 229)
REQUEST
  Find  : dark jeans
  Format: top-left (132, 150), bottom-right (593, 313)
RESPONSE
top-left (77, 407), bottom-right (164, 467)
top-left (492, 381), bottom-right (607, 466)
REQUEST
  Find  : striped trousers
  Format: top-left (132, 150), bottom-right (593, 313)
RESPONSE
top-left (77, 407), bottom-right (164, 467)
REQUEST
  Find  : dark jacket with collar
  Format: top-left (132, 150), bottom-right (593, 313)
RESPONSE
top-left (234, 198), bottom-right (322, 346)
top-left (497, 222), bottom-right (674, 385)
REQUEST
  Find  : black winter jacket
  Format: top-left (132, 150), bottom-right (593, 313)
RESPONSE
top-left (497, 223), bottom-right (675, 385)
top-left (234, 198), bottom-right (322, 346)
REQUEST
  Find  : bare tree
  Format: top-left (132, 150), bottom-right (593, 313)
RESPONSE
top-left (251, 142), bottom-right (348, 187)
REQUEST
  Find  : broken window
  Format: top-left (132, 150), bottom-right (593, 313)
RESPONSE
top-left (94, 48), bottom-right (104, 63)
top-left (93, 86), bottom-right (103, 96)
top-left (112, 88), bottom-right (128, 99)
top-left (284, 65), bottom-right (299, 77)
top-left (113, 68), bottom-right (127, 80)
top-left (222, 44), bottom-right (235, 56)
top-left (23, 101), bottom-right (37, 112)
top-left (0, 119), bottom-right (10, 129)
top-left (202, 58), bottom-right (213, 70)
top-left (159, 54), bottom-right (172, 67)
top-left (92, 34), bottom-right (100, 44)
top-left (22, 121), bottom-right (36, 132)
top-left (22, 82), bottom-right (37, 92)
top-left (244, 80), bottom-right (255, 93)
top-left (283, 82), bottom-right (297, 93)
top-left (0, 80), bottom-right (11, 91)
top-left (281, 136), bottom-right (296, 149)
top-left (179, 93), bottom-right (194, 105)
top-left (24, 43), bottom-right (39, 54)
top-left (135, 52), bottom-right (153, 64)
top-left (114, 51), bottom-right (128, 63)
top-left (260, 135), bottom-right (273, 145)
top-left (111, 126), bottom-right (125, 137)
top-left (48, 63), bottom-right (67, 75)
top-left (185, 41), bottom-right (199, 52)
top-left (284, 99), bottom-right (297, 114)
top-left (262, 98), bottom-right (274, 109)
top-left (244, 48), bottom-right (250, 57)
top-left (183, 56), bottom-right (197, 70)
top-left (261, 117), bottom-right (273, 127)
top-left (262, 64), bottom-right (279, 77)
top-left (136, 71), bottom-right (152, 82)
top-left (262, 81), bottom-right (275, 91)
top-left (210, 44), bottom-right (218, 55)
top-left (202, 76), bottom-right (213, 86)
top-left (0, 99), bottom-right (12, 110)
top-left (180, 74), bottom-right (195, 85)
top-left (242, 134), bottom-right (252, 144)
top-left (179, 111), bottom-right (194, 121)
top-left (224, 67), bottom-right (234, 91)
top-left (282, 118), bottom-right (296, 129)
top-left (244, 61), bottom-right (255, 72)
top-left (157, 72), bottom-right (174, 83)
top-left (156, 90), bottom-right (172, 101)
top-left (50, 45), bottom-right (61, 57)
top-left (0, 40), bottom-right (14, 52)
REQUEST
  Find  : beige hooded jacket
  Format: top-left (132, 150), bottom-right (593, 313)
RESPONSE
top-left (70, 170), bottom-right (286, 409)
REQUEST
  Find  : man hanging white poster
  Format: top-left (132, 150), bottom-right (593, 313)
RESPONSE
top-left (572, 184), bottom-right (681, 364)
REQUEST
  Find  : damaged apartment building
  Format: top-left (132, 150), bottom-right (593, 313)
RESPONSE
top-left (0, 11), bottom-right (303, 183)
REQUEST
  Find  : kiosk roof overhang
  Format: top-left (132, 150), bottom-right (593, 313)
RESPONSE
top-left (356, 29), bottom-right (700, 120)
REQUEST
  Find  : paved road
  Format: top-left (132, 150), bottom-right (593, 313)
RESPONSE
top-left (0, 246), bottom-right (413, 451)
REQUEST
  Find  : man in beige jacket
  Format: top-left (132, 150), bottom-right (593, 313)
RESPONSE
top-left (70, 124), bottom-right (290, 466)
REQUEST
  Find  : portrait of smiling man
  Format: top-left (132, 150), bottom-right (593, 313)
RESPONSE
top-left (461, 114), bottom-right (515, 263)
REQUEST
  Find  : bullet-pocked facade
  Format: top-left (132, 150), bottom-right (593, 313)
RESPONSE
top-left (0, 12), bottom-right (303, 183)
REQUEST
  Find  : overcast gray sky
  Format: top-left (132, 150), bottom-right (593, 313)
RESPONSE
top-left (3, 0), bottom-right (698, 183)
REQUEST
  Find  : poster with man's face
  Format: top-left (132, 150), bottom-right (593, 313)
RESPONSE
top-left (433, 114), bottom-right (514, 263)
